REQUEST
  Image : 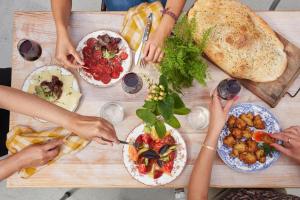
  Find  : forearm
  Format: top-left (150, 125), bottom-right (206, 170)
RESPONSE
top-left (0, 154), bottom-right (23, 180)
top-left (188, 132), bottom-right (219, 200)
top-left (158, 0), bottom-right (186, 38)
top-left (51, 0), bottom-right (72, 38)
top-left (0, 85), bottom-right (76, 129)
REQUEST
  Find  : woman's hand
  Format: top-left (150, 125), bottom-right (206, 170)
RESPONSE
top-left (271, 126), bottom-right (300, 163)
top-left (70, 115), bottom-right (119, 145)
top-left (55, 32), bottom-right (84, 69)
top-left (16, 139), bottom-right (63, 169)
top-left (143, 29), bottom-right (166, 63)
top-left (207, 90), bottom-right (236, 136)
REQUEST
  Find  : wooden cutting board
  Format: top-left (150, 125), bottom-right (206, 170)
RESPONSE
top-left (238, 33), bottom-right (300, 108)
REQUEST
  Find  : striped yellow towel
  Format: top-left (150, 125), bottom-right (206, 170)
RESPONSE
top-left (6, 126), bottom-right (89, 178)
top-left (121, 1), bottom-right (163, 51)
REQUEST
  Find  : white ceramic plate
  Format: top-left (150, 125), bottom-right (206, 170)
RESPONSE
top-left (76, 30), bottom-right (132, 87)
top-left (123, 124), bottom-right (187, 186)
top-left (22, 65), bottom-right (81, 121)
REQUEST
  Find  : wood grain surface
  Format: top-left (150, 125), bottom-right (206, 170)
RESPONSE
top-left (8, 11), bottom-right (300, 188)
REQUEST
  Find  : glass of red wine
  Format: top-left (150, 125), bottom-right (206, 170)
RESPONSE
top-left (17, 39), bottom-right (42, 61)
top-left (217, 78), bottom-right (241, 100)
top-left (121, 72), bottom-right (143, 94)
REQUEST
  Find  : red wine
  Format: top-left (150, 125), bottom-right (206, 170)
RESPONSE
top-left (122, 72), bottom-right (143, 94)
top-left (217, 79), bottom-right (241, 100)
top-left (17, 39), bottom-right (42, 61)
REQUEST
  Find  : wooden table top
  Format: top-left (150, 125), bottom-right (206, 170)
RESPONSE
top-left (8, 11), bottom-right (300, 188)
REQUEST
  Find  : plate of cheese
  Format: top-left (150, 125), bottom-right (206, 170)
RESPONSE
top-left (22, 65), bottom-right (82, 116)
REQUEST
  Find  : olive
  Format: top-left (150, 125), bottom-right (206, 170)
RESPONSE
top-left (140, 149), bottom-right (160, 159)
top-left (159, 144), bottom-right (170, 155)
top-left (157, 160), bottom-right (164, 168)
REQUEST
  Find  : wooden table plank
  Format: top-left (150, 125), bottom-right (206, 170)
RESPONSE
top-left (8, 11), bottom-right (300, 188)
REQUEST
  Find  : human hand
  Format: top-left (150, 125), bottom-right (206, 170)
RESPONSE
top-left (17, 139), bottom-right (63, 169)
top-left (71, 115), bottom-right (119, 145)
top-left (143, 29), bottom-right (165, 63)
top-left (271, 126), bottom-right (300, 163)
top-left (55, 32), bottom-right (84, 69)
top-left (207, 90), bottom-right (237, 136)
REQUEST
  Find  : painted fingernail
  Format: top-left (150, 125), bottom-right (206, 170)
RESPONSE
top-left (233, 96), bottom-right (239, 101)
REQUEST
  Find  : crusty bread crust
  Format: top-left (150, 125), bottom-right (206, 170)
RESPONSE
top-left (188, 0), bottom-right (287, 82)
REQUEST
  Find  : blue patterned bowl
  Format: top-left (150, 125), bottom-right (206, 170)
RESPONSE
top-left (217, 103), bottom-right (281, 172)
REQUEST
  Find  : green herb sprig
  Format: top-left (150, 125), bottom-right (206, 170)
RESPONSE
top-left (160, 15), bottom-right (211, 92)
top-left (136, 75), bottom-right (190, 138)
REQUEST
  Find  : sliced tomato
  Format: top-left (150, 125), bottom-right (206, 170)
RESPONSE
top-left (100, 74), bottom-right (111, 84)
top-left (114, 65), bottom-right (124, 73)
top-left (99, 58), bottom-right (108, 65)
top-left (93, 73), bottom-right (102, 81)
top-left (103, 66), bottom-right (112, 74)
top-left (161, 135), bottom-right (176, 145)
top-left (93, 50), bottom-right (102, 60)
top-left (169, 151), bottom-right (177, 161)
top-left (152, 141), bottom-right (165, 152)
top-left (142, 134), bottom-right (153, 145)
top-left (83, 46), bottom-right (93, 57)
top-left (162, 161), bottom-right (174, 174)
top-left (153, 170), bottom-right (163, 179)
top-left (137, 164), bottom-right (148, 174)
top-left (119, 52), bottom-right (128, 60)
top-left (111, 71), bottom-right (120, 79)
top-left (86, 38), bottom-right (98, 48)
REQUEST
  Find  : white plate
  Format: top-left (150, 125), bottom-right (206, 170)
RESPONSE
top-left (123, 124), bottom-right (187, 186)
top-left (76, 30), bottom-right (132, 87)
top-left (22, 65), bottom-right (81, 121)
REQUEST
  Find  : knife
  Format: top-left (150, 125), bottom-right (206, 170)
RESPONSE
top-left (134, 13), bottom-right (153, 66)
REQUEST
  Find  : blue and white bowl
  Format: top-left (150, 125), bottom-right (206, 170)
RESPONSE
top-left (217, 103), bottom-right (281, 172)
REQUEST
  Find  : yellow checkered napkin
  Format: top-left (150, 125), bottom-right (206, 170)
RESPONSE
top-left (121, 1), bottom-right (163, 51)
top-left (6, 126), bottom-right (89, 178)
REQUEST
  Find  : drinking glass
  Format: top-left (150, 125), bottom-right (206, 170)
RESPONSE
top-left (187, 106), bottom-right (210, 130)
top-left (100, 102), bottom-right (124, 125)
top-left (121, 72), bottom-right (143, 94)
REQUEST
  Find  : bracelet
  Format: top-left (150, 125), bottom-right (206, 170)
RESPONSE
top-left (161, 8), bottom-right (178, 22)
top-left (200, 142), bottom-right (216, 151)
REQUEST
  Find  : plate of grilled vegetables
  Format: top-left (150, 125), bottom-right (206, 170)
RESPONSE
top-left (217, 103), bottom-right (281, 172)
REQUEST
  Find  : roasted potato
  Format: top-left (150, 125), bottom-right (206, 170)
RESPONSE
top-left (227, 115), bottom-right (237, 128)
top-left (240, 113), bottom-right (254, 126)
top-left (242, 128), bottom-right (252, 139)
top-left (231, 149), bottom-right (239, 157)
top-left (253, 115), bottom-right (265, 129)
top-left (235, 118), bottom-right (247, 130)
top-left (255, 149), bottom-right (265, 160)
top-left (247, 140), bottom-right (258, 153)
top-left (258, 156), bottom-right (266, 163)
top-left (223, 135), bottom-right (236, 148)
top-left (239, 152), bottom-right (257, 164)
top-left (233, 142), bottom-right (247, 153)
top-left (232, 128), bottom-right (243, 139)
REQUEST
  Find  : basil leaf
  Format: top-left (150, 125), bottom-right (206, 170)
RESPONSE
top-left (158, 101), bottom-right (173, 120)
top-left (136, 109), bottom-right (157, 125)
top-left (155, 121), bottom-right (166, 139)
top-left (174, 107), bottom-right (191, 115)
top-left (143, 101), bottom-right (157, 112)
top-left (165, 115), bottom-right (181, 128)
top-left (171, 92), bottom-right (185, 108)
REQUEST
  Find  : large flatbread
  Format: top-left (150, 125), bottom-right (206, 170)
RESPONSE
top-left (188, 0), bottom-right (287, 82)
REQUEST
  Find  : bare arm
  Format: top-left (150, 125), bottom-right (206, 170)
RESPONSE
top-left (51, 0), bottom-right (83, 68)
top-left (51, 0), bottom-right (72, 40)
top-left (188, 91), bottom-right (235, 200)
top-left (144, 0), bottom-right (186, 63)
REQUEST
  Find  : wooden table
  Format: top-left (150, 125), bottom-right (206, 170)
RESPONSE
top-left (8, 11), bottom-right (300, 188)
